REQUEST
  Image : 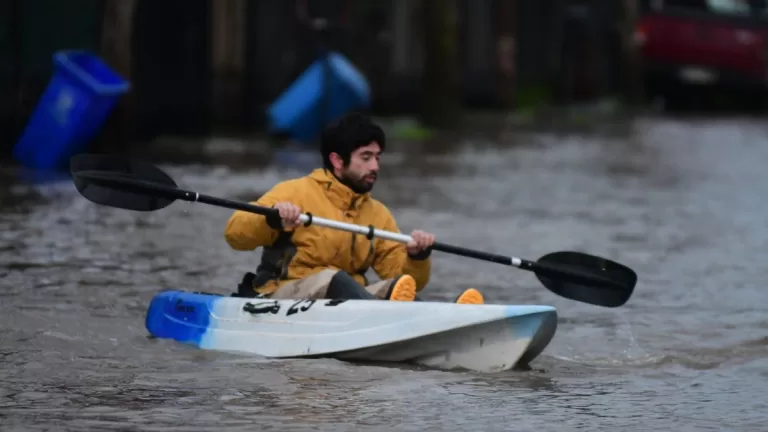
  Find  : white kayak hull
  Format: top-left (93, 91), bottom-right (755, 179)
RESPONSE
top-left (145, 290), bottom-right (558, 373)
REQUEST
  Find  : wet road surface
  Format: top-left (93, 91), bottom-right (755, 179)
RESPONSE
top-left (1, 115), bottom-right (767, 431)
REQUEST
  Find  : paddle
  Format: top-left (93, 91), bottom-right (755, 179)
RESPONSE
top-left (69, 154), bottom-right (637, 308)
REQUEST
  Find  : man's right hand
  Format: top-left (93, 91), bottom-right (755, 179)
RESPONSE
top-left (273, 202), bottom-right (303, 229)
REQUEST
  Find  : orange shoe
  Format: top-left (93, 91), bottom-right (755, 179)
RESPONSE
top-left (455, 288), bottom-right (484, 305)
top-left (386, 275), bottom-right (417, 301)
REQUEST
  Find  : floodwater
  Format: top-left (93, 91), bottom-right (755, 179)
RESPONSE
top-left (1, 115), bottom-right (767, 431)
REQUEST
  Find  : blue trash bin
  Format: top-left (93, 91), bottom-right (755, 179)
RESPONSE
top-left (267, 51), bottom-right (370, 144)
top-left (13, 50), bottom-right (130, 171)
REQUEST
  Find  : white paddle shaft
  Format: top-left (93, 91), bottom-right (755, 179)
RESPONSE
top-left (295, 212), bottom-right (523, 266)
top-left (297, 213), bottom-right (414, 243)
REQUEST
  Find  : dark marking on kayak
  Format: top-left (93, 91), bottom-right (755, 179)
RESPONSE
top-left (287, 299), bottom-right (315, 316)
top-left (192, 291), bottom-right (222, 297)
top-left (176, 304), bottom-right (195, 313)
top-left (243, 301), bottom-right (280, 315)
top-left (175, 299), bottom-right (196, 313)
top-left (325, 299), bottom-right (348, 307)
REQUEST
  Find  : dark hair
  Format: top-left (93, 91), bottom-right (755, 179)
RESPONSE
top-left (320, 112), bottom-right (386, 170)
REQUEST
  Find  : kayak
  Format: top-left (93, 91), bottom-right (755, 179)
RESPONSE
top-left (69, 154), bottom-right (637, 372)
top-left (145, 290), bottom-right (558, 373)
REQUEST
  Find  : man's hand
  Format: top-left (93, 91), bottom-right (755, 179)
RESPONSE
top-left (273, 202), bottom-right (303, 229)
top-left (406, 230), bottom-right (436, 256)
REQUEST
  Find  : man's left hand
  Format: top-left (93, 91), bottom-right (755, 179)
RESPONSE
top-left (407, 230), bottom-right (436, 256)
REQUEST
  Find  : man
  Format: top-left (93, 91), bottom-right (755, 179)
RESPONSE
top-left (225, 113), bottom-right (483, 304)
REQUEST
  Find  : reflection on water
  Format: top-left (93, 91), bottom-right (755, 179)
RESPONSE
top-left (1, 116), bottom-right (768, 430)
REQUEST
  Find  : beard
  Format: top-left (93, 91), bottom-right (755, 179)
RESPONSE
top-left (338, 169), bottom-right (377, 194)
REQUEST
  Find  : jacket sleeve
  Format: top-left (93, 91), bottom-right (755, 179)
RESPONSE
top-left (224, 180), bottom-right (299, 251)
top-left (371, 208), bottom-right (432, 292)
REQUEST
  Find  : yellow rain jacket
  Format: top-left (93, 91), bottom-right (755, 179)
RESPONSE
top-left (224, 168), bottom-right (431, 295)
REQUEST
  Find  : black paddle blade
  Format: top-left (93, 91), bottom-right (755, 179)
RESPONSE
top-left (534, 251), bottom-right (637, 307)
top-left (69, 154), bottom-right (178, 211)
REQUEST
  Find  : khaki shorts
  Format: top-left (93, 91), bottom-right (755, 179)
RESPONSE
top-left (267, 269), bottom-right (396, 300)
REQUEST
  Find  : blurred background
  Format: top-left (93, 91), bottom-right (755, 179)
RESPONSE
top-left (4, 0), bottom-right (768, 168)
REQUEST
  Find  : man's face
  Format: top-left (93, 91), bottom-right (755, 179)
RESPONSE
top-left (333, 142), bottom-right (381, 193)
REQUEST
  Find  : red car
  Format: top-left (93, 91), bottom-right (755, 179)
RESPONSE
top-left (636, 0), bottom-right (768, 108)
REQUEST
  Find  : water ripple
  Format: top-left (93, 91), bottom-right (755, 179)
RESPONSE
top-left (1, 116), bottom-right (767, 430)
